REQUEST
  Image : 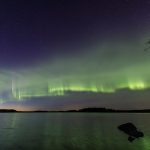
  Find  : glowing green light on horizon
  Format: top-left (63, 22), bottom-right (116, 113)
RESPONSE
top-left (9, 80), bottom-right (150, 100)
top-left (1, 37), bottom-right (150, 102)
top-left (128, 81), bottom-right (146, 90)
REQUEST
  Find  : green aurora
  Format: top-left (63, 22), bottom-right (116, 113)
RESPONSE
top-left (0, 36), bottom-right (150, 104)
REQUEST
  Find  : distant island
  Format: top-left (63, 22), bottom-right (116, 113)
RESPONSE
top-left (0, 109), bottom-right (17, 112)
top-left (1, 108), bottom-right (150, 113)
top-left (65, 108), bottom-right (150, 113)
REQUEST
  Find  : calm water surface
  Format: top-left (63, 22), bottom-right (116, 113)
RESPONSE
top-left (0, 113), bottom-right (150, 150)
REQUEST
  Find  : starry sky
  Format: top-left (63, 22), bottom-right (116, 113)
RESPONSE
top-left (0, 0), bottom-right (150, 111)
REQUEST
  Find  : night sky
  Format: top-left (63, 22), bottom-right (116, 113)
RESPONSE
top-left (0, 0), bottom-right (150, 111)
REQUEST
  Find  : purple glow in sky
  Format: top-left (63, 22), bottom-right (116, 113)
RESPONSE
top-left (0, 0), bottom-right (150, 111)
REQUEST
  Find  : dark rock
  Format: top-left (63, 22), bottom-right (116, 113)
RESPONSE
top-left (128, 136), bottom-right (135, 142)
top-left (118, 122), bottom-right (144, 142)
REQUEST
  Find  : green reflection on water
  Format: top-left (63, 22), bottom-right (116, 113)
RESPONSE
top-left (0, 113), bottom-right (150, 150)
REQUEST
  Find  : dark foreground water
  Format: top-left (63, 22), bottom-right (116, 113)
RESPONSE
top-left (0, 113), bottom-right (150, 150)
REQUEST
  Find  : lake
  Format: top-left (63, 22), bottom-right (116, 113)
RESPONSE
top-left (0, 113), bottom-right (149, 150)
